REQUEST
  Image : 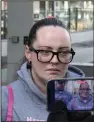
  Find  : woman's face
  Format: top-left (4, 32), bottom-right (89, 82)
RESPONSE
top-left (79, 83), bottom-right (90, 100)
top-left (26, 26), bottom-right (71, 83)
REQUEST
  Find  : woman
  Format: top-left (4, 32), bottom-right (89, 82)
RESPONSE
top-left (2, 17), bottom-right (85, 121)
top-left (67, 82), bottom-right (93, 110)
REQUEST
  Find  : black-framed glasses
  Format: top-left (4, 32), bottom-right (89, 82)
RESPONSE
top-left (80, 88), bottom-right (91, 92)
top-left (29, 47), bottom-right (75, 64)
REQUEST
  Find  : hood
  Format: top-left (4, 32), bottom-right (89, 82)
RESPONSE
top-left (17, 62), bottom-right (85, 102)
top-left (17, 62), bottom-right (47, 104)
top-left (78, 94), bottom-right (92, 103)
top-left (66, 65), bottom-right (85, 78)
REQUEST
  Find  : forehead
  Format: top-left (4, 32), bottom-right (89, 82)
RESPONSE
top-left (80, 83), bottom-right (89, 88)
top-left (33, 26), bottom-right (71, 48)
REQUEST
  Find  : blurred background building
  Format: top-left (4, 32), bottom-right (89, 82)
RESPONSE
top-left (33, 0), bottom-right (93, 32)
top-left (1, 0), bottom-right (93, 39)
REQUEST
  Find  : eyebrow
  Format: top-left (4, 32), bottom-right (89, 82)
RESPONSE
top-left (59, 47), bottom-right (70, 50)
top-left (38, 46), bottom-right (70, 50)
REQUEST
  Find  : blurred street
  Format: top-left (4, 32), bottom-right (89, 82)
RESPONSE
top-left (72, 40), bottom-right (93, 63)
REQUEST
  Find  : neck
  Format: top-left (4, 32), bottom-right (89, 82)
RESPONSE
top-left (31, 70), bottom-right (47, 94)
top-left (80, 96), bottom-right (88, 100)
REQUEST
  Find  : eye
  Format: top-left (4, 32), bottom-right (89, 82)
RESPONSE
top-left (59, 51), bottom-right (70, 56)
top-left (39, 50), bottom-right (51, 55)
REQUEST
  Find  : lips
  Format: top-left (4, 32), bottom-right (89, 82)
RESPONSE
top-left (46, 68), bottom-right (60, 73)
top-left (46, 68), bottom-right (60, 71)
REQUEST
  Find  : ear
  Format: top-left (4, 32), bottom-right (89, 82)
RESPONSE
top-left (24, 45), bottom-right (32, 62)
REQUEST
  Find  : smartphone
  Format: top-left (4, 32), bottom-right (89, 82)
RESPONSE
top-left (47, 77), bottom-right (94, 112)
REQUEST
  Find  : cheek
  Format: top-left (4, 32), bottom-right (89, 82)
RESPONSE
top-left (60, 64), bottom-right (69, 73)
top-left (31, 54), bottom-right (45, 71)
top-left (81, 92), bottom-right (86, 96)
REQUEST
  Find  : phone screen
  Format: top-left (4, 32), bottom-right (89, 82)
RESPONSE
top-left (47, 77), bottom-right (94, 112)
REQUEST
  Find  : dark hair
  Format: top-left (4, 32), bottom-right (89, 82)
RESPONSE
top-left (79, 81), bottom-right (89, 90)
top-left (28, 17), bottom-right (69, 47)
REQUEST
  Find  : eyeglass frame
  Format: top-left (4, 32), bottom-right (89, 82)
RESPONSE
top-left (29, 47), bottom-right (75, 64)
top-left (80, 88), bottom-right (91, 91)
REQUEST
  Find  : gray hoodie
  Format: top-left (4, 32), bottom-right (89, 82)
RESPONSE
top-left (2, 62), bottom-right (85, 121)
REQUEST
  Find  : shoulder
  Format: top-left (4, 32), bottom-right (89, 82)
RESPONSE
top-left (2, 81), bottom-right (19, 101)
top-left (2, 86), bottom-right (8, 104)
top-left (1, 79), bottom-right (25, 120)
top-left (70, 96), bottom-right (78, 103)
top-left (64, 90), bottom-right (72, 96)
top-left (9, 79), bottom-right (24, 90)
top-left (2, 86), bottom-right (8, 121)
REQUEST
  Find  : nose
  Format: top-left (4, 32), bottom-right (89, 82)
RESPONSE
top-left (50, 54), bottom-right (59, 63)
top-left (84, 90), bottom-right (87, 92)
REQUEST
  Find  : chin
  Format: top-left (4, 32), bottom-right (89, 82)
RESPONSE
top-left (47, 74), bottom-right (62, 81)
top-left (43, 72), bottom-right (64, 82)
